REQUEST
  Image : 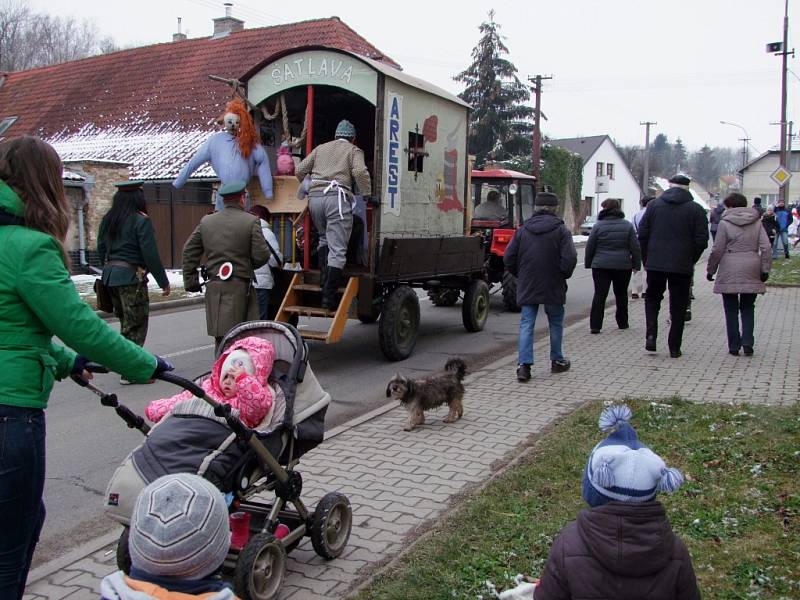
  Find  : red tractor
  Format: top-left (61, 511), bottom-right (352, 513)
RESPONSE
top-left (426, 169), bottom-right (536, 312)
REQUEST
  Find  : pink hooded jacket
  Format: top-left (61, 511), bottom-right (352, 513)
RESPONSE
top-left (145, 336), bottom-right (276, 428)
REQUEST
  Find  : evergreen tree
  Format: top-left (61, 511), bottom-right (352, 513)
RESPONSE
top-left (690, 145), bottom-right (717, 188)
top-left (454, 11), bottom-right (533, 168)
top-left (650, 133), bottom-right (670, 177)
top-left (671, 137), bottom-right (688, 175)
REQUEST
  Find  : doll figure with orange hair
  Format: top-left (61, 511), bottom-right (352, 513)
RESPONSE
top-left (173, 99), bottom-right (273, 211)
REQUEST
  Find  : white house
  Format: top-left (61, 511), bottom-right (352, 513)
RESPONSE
top-left (740, 149), bottom-right (800, 207)
top-left (549, 135), bottom-right (642, 219)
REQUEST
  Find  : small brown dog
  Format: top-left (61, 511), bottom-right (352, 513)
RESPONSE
top-left (385, 358), bottom-right (467, 431)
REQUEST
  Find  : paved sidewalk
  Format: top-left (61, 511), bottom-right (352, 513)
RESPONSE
top-left (23, 276), bottom-right (799, 599)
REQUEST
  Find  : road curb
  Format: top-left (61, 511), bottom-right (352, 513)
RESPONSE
top-left (27, 531), bottom-right (119, 585)
top-left (95, 295), bottom-right (204, 318)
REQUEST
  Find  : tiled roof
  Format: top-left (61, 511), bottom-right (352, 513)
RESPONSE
top-left (549, 135), bottom-right (609, 165)
top-left (0, 17), bottom-right (397, 180)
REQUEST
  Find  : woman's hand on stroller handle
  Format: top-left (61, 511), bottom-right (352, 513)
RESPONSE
top-left (70, 356), bottom-right (108, 387)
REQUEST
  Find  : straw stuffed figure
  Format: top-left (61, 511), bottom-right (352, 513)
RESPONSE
top-left (173, 99), bottom-right (273, 211)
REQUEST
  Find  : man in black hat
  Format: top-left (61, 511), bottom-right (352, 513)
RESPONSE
top-left (182, 181), bottom-right (270, 348)
top-left (637, 174), bottom-right (708, 358)
top-left (504, 191), bottom-right (577, 382)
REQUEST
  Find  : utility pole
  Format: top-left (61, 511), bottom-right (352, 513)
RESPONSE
top-left (529, 74), bottom-right (553, 187)
top-left (787, 120), bottom-right (793, 204)
top-left (773, 0), bottom-right (793, 203)
top-left (640, 121), bottom-right (657, 196)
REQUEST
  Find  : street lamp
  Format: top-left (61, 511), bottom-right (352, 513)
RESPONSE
top-left (720, 120), bottom-right (751, 172)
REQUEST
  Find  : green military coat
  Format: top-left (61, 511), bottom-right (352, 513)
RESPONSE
top-left (182, 203), bottom-right (270, 337)
top-left (97, 212), bottom-right (169, 288)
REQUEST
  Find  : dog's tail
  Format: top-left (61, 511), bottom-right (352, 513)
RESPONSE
top-left (444, 357), bottom-right (467, 381)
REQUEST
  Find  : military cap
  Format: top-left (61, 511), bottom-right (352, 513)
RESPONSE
top-left (114, 180), bottom-right (144, 190)
top-left (218, 180), bottom-right (247, 196)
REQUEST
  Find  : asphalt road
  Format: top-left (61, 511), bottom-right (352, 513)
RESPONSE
top-left (35, 248), bottom-right (594, 565)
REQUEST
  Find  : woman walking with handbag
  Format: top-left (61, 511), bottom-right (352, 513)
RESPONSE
top-left (707, 193), bottom-right (772, 356)
top-left (584, 197), bottom-right (642, 334)
top-left (0, 136), bottom-right (173, 598)
top-left (97, 181), bottom-right (170, 347)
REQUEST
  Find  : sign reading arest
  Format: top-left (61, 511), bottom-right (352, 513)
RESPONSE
top-left (384, 93), bottom-right (402, 216)
top-left (247, 50), bottom-right (378, 107)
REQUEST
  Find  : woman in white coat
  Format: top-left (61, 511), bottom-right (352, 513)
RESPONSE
top-left (250, 205), bottom-right (283, 320)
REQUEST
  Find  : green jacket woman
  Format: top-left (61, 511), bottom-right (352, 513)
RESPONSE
top-left (97, 181), bottom-right (170, 346)
top-left (0, 136), bottom-right (171, 598)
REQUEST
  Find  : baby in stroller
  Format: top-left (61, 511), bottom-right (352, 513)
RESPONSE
top-left (145, 336), bottom-right (277, 428)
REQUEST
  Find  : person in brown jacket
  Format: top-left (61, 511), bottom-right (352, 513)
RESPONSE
top-left (534, 404), bottom-right (700, 600)
top-left (706, 193), bottom-right (772, 357)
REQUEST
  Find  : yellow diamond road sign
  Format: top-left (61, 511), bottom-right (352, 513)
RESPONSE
top-left (770, 166), bottom-right (792, 186)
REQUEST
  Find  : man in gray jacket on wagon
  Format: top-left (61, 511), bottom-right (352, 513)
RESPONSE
top-left (296, 120), bottom-right (372, 309)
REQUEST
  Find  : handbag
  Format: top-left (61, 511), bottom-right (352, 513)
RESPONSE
top-left (94, 278), bottom-right (114, 313)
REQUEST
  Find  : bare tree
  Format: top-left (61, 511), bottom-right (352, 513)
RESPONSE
top-left (0, 0), bottom-right (113, 71)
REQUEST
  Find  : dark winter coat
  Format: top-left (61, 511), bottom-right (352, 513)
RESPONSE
top-left (774, 206), bottom-right (793, 232)
top-left (534, 502), bottom-right (700, 600)
top-left (707, 207), bottom-right (772, 294)
top-left (762, 214), bottom-right (778, 240)
top-left (98, 212), bottom-right (169, 288)
top-left (637, 187), bottom-right (709, 275)
top-left (709, 204), bottom-right (724, 233)
top-left (584, 209), bottom-right (641, 271)
top-left (504, 212), bottom-right (577, 306)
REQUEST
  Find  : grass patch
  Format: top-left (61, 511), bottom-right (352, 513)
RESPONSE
top-left (351, 398), bottom-right (800, 600)
top-left (767, 254), bottom-right (800, 285)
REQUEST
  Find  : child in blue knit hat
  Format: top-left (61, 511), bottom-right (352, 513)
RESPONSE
top-left (531, 404), bottom-right (700, 600)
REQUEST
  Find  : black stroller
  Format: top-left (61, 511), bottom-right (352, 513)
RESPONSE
top-left (83, 321), bottom-right (353, 600)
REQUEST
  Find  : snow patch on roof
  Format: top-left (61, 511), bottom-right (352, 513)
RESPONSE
top-left (62, 169), bottom-right (85, 181)
top-left (48, 120), bottom-right (216, 181)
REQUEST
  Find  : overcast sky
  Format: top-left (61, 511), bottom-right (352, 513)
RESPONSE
top-left (31, 0), bottom-right (798, 155)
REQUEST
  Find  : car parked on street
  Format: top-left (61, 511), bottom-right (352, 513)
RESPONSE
top-left (579, 215), bottom-right (596, 236)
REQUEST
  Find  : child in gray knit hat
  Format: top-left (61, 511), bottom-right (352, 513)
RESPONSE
top-left (101, 473), bottom-right (235, 599)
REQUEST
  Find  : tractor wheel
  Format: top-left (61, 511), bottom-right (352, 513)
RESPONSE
top-left (501, 271), bottom-right (520, 312)
top-left (462, 279), bottom-right (490, 332)
top-left (427, 288), bottom-right (460, 306)
top-left (378, 286), bottom-right (420, 361)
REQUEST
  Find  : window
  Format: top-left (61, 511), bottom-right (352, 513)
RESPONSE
top-left (407, 131), bottom-right (425, 173)
top-left (520, 184), bottom-right (535, 221)
top-left (606, 163), bottom-right (615, 180)
top-left (596, 162), bottom-right (604, 177)
top-left (585, 196), bottom-right (594, 215)
top-left (0, 116), bottom-right (18, 136)
top-left (788, 154), bottom-right (800, 172)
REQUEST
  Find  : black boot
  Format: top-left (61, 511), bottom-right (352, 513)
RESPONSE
top-left (317, 246), bottom-right (329, 290)
top-left (322, 266), bottom-right (342, 310)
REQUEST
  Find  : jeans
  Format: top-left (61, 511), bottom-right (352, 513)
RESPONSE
top-left (773, 230), bottom-right (790, 258)
top-left (590, 268), bottom-right (632, 331)
top-left (0, 405), bottom-right (46, 599)
top-left (518, 304), bottom-right (565, 365)
top-left (644, 270), bottom-right (692, 351)
top-left (255, 288), bottom-right (271, 321)
top-left (722, 293), bottom-right (756, 351)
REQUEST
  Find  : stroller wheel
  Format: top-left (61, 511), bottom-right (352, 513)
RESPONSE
top-left (310, 492), bottom-right (352, 559)
top-left (234, 533), bottom-right (286, 600)
top-left (116, 527), bottom-right (132, 574)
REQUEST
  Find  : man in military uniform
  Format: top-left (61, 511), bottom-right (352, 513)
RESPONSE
top-left (296, 119), bottom-right (371, 309)
top-left (182, 181), bottom-right (270, 349)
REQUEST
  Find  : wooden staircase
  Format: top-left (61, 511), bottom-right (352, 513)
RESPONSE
top-left (274, 271), bottom-right (359, 343)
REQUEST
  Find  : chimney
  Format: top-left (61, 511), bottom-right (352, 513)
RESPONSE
top-left (173, 17), bottom-right (187, 42)
top-left (213, 3), bottom-right (244, 38)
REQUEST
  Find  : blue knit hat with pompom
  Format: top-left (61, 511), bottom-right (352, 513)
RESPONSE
top-left (582, 404), bottom-right (684, 508)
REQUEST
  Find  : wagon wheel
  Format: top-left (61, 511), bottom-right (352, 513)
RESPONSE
top-left (462, 279), bottom-right (489, 332)
top-left (427, 288), bottom-right (460, 307)
top-left (309, 492), bottom-right (353, 559)
top-left (116, 527), bottom-right (131, 574)
top-left (234, 533), bottom-right (286, 600)
top-left (378, 286), bottom-right (420, 361)
top-left (501, 270), bottom-right (520, 312)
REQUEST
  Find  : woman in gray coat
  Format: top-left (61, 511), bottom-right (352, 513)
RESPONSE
top-left (706, 193), bottom-right (772, 356)
top-left (584, 198), bottom-right (642, 333)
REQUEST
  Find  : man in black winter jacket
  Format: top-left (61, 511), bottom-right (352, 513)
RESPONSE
top-left (505, 192), bottom-right (577, 382)
top-left (638, 175), bottom-right (708, 358)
